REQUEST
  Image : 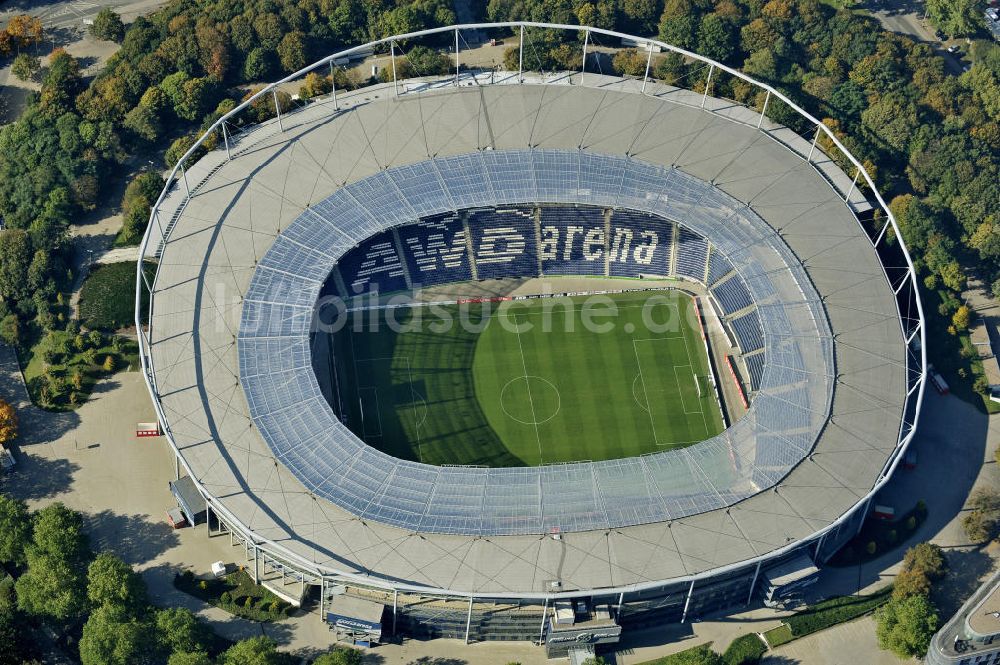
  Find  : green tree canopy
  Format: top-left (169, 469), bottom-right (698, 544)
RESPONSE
top-left (155, 607), bottom-right (212, 656)
top-left (167, 652), bottom-right (214, 665)
top-left (313, 646), bottom-right (364, 665)
top-left (79, 605), bottom-right (152, 665)
top-left (91, 8), bottom-right (125, 42)
top-left (875, 594), bottom-right (938, 658)
top-left (0, 230), bottom-right (33, 304)
top-left (10, 53), bottom-right (39, 82)
top-left (220, 636), bottom-right (282, 665)
top-left (0, 495), bottom-right (30, 567)
top-left (87, 553), bottom-right (147, 612)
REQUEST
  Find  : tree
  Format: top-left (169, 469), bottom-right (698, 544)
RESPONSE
top-left (175, 77), bottom-right (216, 122)
top-left (952, 305), bottom-right (971, 330)
top-left (15, 503), bottom-right (90, 620)
top-left (697, 14), bottom-right (737, 64)
top-left (91, 8), bottom-right (125, 42)
top-left (87, 553), bottom-right (146, 612)
top-left (298, 72), bottom-right (332, 100)
top-left (902, 542), bottom-right (946, 580)
top-left (892, 568), bottom-right (932, 599)
top-left (622, 0), bottom-right (660, 34)
top-left (10, 54), bottom-right (39, 82)
top-left (313, 647), bottom-right (364, 665)
top-left (0, 315), bottom-right (20, 348)
top-left (875, 594), bottom-right (938, 658)
top-left (30, 503), bottom-right (89, 562)
top-left (0, 399), bottom-right (17, 446)
top-left (243, 47), bottom-right (277, 81)
top-left (3, 15), bottom-right (43, 51)
top-left (155, 607), bottom-right (211, 655)
top-left (659, 0), bottom-right (699, 50)
top-left (16, 552), bottom-right (89, 620)
top-left (0, 230), bottom-right (33, 305)
top-left (79, 605), bottom-right (152, 665)
top-left (613, 49), bottom-right (648, 77)
top-left (219, 636), bottom-right (282, 665)
top-left (925, 0), bottom-right (985, 37)
top-left (962, 488), bottom-right (1000, 543)
top-left (0, 494), bottom-right (30, 566)
top-left (168, 653), bottom-right (214, 665)
top-left (103, 355), bottom-right (115, 372)
top-left (962, 509), bottom-right (994, 543)
top-left (277, 31), bottom-right (308, 73)
top-left (40, 49), bottom-right (82, 112)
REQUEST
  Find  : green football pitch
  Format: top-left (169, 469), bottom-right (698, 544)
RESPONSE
top-left (324, 291), bottom-right (725, 467)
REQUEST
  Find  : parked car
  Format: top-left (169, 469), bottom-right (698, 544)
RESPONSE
top-left (947, 44), bottom-right (961, 53)
top-left (0, 447), bottom-right (14, 472)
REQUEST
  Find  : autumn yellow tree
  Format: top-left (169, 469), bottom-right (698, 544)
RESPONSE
top-left (0, 398), bottom-right (18, 445)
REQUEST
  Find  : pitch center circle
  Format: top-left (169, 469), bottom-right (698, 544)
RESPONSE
top-left (500, 376), bottom-right (561, 425)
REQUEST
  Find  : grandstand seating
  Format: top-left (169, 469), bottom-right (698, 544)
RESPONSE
top-left (706, 249), bottom-right (733, 286)
top-left (711, 275), bottom-right (755, 315)
top-left (538, 206), bottom-right (606, 276)
top-left (730, 310), bottom-right (764, 353)
top-left (331, 208), bottom-right (769, 373)
top-left (744, 352), bottom-right (765, 392)
top-left (398, 212), bottom-right (473, 288)
top-left (466, 207), bottom-right (539, 280)
top-left (335, 229), bottom-right (408, 296)
top-left (674, 226), bottom-right (709, 281)
top-left (607, 209), bottom-right (673, 277)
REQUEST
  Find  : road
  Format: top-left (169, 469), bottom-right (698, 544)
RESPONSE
top-left (863, 0), bottom-right (967, 74)
top-left (0, 0), bottom-right (165, 33)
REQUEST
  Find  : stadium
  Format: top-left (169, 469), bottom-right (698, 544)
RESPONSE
top-left (136, 22), bottom-right (926, 655)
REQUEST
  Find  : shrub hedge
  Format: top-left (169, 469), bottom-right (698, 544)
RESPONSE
top-left (173, 569), bottom-right (291, 622)
top-left (722, 634), bottom-right (767, 665)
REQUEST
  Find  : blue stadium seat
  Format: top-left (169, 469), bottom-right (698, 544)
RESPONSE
top-left (674, 226), bottom-right (709, 281)
top-left (607, 209), bottom-right (672, 277)
top-left (711, 276), bottom-right (754, 315)
top-left (706, 249), bottom-right (734, 286)
top-left (744, 352), bottom-right (765, 392)
top-left (730, 310), bottom-right (764, 353)
top-left (336, 229), bottom-right (408, 296)
top-left (538, 206), bottom-right (607, 276)
top-left (467, 207), bottom-right (539, 280)
top-left (398, 212), bottom-right (473, 288)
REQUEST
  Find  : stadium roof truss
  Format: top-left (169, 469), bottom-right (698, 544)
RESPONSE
top-left (136, 23), bottom-right (926, 598)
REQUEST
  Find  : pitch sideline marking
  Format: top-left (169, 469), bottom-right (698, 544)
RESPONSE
top-left (677, 319), bottom-right (713, 436)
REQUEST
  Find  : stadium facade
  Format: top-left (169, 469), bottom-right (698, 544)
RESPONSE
top-left (136, 23), bottom-right (926, 652)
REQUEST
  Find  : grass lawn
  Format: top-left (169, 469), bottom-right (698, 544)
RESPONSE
top-left (174, 569), bottom-right (292, 622)
top-left (327, 291), bottom-right (725, 467)
top-left (79, 261), bottom-right (155, 330)
top-left (23, 328), bottom-right (140, 411)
